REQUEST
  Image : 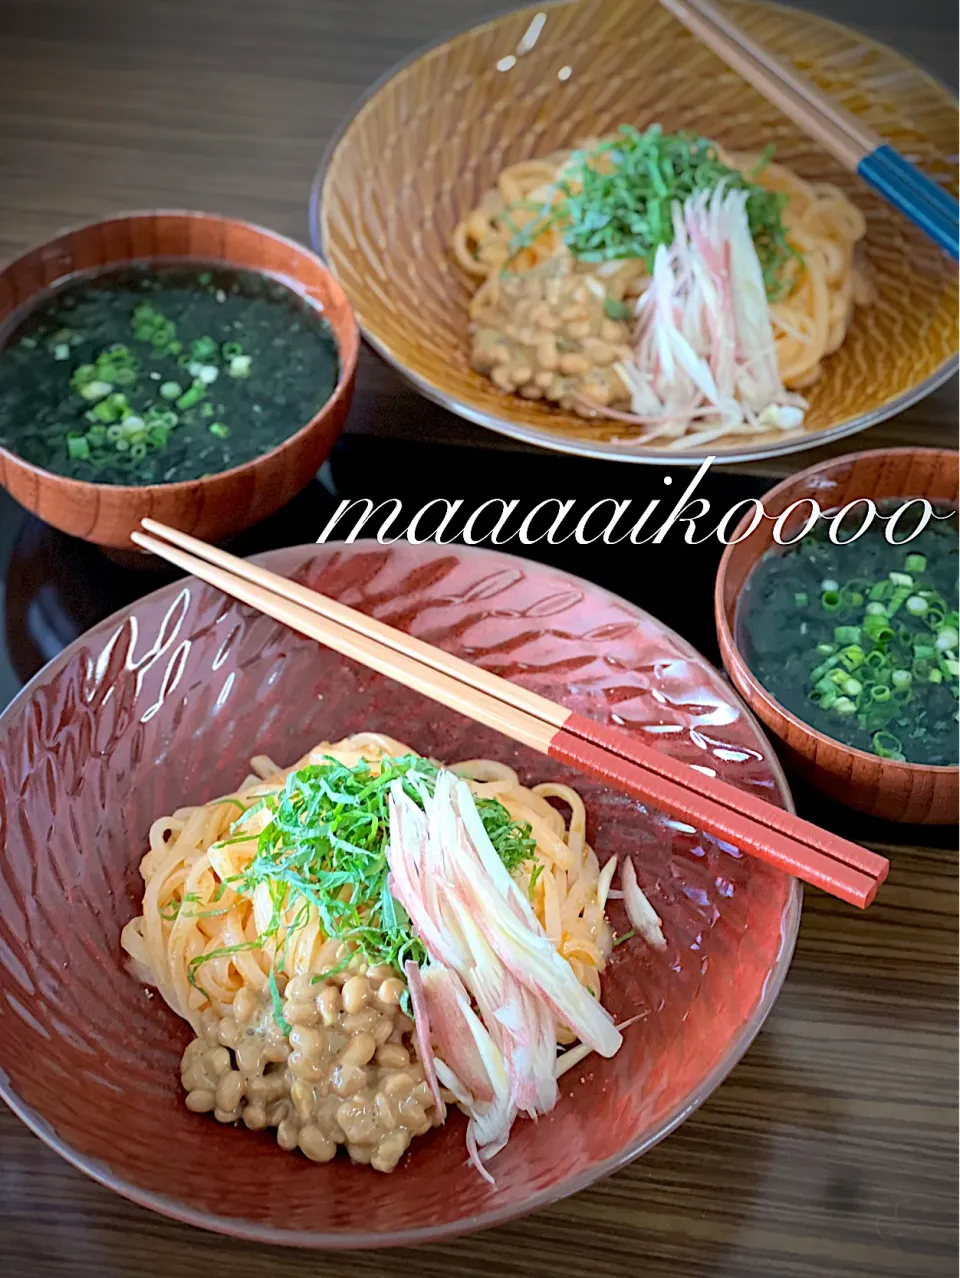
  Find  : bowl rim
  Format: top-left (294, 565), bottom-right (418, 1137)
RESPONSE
top-left (0, 537), bottom-right (802, 1248)
top-left (0, 209), bottom-right (360, 495)
top-left (714, 445), bottom-right (960, 777)
top-left (309, 0), bottom-right (959, 468)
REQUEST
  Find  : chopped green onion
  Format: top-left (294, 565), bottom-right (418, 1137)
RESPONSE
top-left (79, 379), bottom-right (113, 401)
top-left (904, 595), bottom-right (928, 616)
top-left (838, 645), bottom-right (865, 671)
top-left (159, 381), bottom-right (182, 400)
top-left (794, 591), bottom-right (809, 608)
top-left (175, 381), bottom-right (206, 410)
top-left (821, 590), bottom-right (841, 612)
top-left (190, 336), bottom-right (219, 361)
top-left (873, 731), bottom-right (904, 759)
top-left (888, 571), bottom-right (913, 587)
top-left (92, 396), bottom-right (125, 423)
top-left (66, 436), bottom-right (90, 459)
top-left (864, 615), bottom-right (894, 645)
top-left (885, 587), bottom-right (911, 618)
top-left (209, 421), bottom-right (230, 438)
top-left (834, 625), bottom-right (861, 646)
top-left (227, 354), bottom-right (252, 378)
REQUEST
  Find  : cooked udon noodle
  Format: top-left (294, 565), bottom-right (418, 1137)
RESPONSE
top-left (121, 733), bottom-right (650, 1176)
top-left (453, 134), bottom-right (870, 447)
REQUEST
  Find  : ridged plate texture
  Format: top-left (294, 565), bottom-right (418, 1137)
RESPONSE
top-left (0, 542), bottom-right (799, 1246)
top-left (317, 0), bottom-right (958, 464)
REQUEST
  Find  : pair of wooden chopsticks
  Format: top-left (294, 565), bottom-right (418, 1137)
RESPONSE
top-left (132, 519), bottom-right (889, 909)
top-left (660, 0), bottom-right (959, 259)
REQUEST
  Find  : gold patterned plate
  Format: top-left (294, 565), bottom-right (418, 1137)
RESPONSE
top-left (312, 0), bottom-right (958, 465)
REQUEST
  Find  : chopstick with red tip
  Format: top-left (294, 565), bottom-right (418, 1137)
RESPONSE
top-left (132, 520), bottom-right (889, 909)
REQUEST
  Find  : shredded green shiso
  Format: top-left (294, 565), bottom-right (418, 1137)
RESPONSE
top-left (183, 754), bottom-right (536, 1003)
top-left (506, 124), bottom-right (798, 299)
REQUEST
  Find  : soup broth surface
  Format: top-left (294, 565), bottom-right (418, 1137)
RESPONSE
top-left (0, 262), bottom-right (339, 485)
top-left (738, 501), bottom-right (958, 766)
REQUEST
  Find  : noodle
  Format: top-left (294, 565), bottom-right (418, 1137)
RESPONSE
top-left (452, 135), bottom-right (869, 437)
top-left (122, 733), bottom-right (612, 1044)
top-left (121, 734), bottom-right (624, 1173)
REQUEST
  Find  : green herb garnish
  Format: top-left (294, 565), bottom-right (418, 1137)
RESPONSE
top-left (506, 124), bottom-right (797, 299)
top-left (158, 890), bottom-right (231, 923)
top-left (805, 555), bottom-right (960, 760)
top-left (188, 755), bottom-right (537, 1010)
top-left (269, 966), bottom-right (291, 1036)
top-left (603, 298), bottom-right (634, 321)
top-left (527, 861), bottom-right (544, 901)
top-left (188, 939), bottom-right (262, 990)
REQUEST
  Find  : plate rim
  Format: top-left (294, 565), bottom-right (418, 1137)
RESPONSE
top-left (0, 537), bottom-right (802, 1247)
top-left (309, 0), bottom-right (959, 467)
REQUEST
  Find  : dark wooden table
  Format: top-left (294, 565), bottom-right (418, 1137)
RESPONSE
top-left (0, 2), bottom-right (956, 1276)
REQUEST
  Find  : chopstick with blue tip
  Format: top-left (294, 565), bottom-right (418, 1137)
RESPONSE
top-left (133, 519), bottom-right (889, 909)
top-left (858, 147), bottom-right (958, 258)
top-left (659, 0), bottom-right (959, 259)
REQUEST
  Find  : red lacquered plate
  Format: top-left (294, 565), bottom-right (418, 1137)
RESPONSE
top-left (0, 541), bottom-right (800, 1247)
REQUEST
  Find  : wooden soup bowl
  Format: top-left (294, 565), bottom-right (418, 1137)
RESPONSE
top-left (715, 447), bottom-right (958, 824)
top-left (0, 212), bottom-right (359, 549)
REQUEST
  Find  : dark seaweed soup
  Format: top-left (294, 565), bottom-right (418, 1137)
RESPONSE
top-left (0, 262), bottom-right (339, 485)
top-left (738, 501), bottom-right (959, 766)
